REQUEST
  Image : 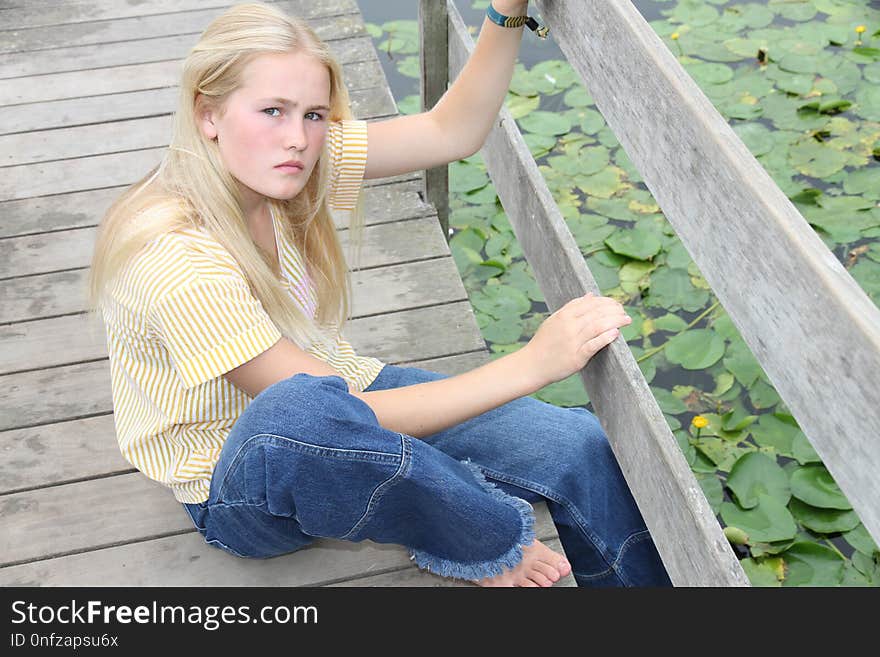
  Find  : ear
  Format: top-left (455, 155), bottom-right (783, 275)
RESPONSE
top-left (195, 93), bottom-right (219, 141)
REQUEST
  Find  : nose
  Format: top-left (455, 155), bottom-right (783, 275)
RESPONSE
top-left (285, 117), bottom-right (308, 152)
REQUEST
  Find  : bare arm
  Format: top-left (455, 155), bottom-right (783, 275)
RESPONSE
top-left (224, 337), bottom-right (545, 440)
top-left (362, 0), bottom-right (529, 179)
top-left (351, 348), bottom-right (543, 439)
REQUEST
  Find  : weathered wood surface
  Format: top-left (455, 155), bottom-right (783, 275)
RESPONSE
top-left (532, 0), bottom-right (880, 547)
top-left (0, 0), bottom-right (571, 587)
top-left (446, 0), bottom-right (749, 586)
top-left (0, 490), bottom-right (567, 587)
top-left (419, 0), bottom-right (450, 241)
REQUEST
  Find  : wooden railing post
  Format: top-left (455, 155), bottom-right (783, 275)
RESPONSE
top-left (533, 0), bottom-right (880, 547)
top-left (419, 0), bottom-right (450, 243)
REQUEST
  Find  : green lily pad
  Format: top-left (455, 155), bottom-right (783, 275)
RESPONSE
top-left (604, 227), bottom-right (663, 261)
top-left (653, 312), bottom-right (689, 333)
top-left (790, 464), bottom-right (852, 510)
top-left (791, 431), bottom-right (822, 465)
top-left (789, 497), bottom-right (861, 534)
top-left (720, 493), bottom-right (798, 543)
top-left (693, 437), bottom-right (752, 472)
top-left (750, 412), bottom-right (800, 458)
top-left (576, 167), bottom-right (627, 198)
top-left (534, 373), bottom-right (589, 407)
top-left (518, 110), bottom-right (574, 137)
top-left (480, 314), bottom-right (523, 343)
top-left (723, 338), bottom-right (763, 388)
top-left (781, 542), bottom-right (845, 586)
top-left (450, 160), bottom-right (489, 193)
top-left (843, 524), bottom-right (880, 556)
top-left (687, 61), bottom-right (735, 85)
top-left (748, 377), bottom-right (781, 409)
top-left (651, 386), bottom-right (688, 415)
top-left (778, 53), bottom-right (820, 74)
top-left (740, 558), bottom-right (782, 586)
top-left (618, 261), bottom-right (654, 295)
top-left (789, 139), bottom-right (849, 178)
top-left (645, 267), bottom-right (711, 312)
top-left (563, 85), bottom-right (593, 108)
top-left (665, 329), bottom-right (726, 370)
top-left (506, 92), bottom-right (541, 120)
top-left (852, 259), bottom-right (880, 303)
top-left (726, 452), bottom-right (791, 509)
top-left (733, 122), bottom-right (774, 156)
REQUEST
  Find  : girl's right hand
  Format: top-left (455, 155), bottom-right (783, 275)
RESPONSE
top-left (523, 292), bottom-right (632, 385)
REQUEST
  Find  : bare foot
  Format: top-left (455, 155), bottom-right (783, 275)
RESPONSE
top-left (471, 539), bottom-right (572, 587)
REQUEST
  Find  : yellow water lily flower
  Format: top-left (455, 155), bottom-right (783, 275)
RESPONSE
top-left (692, 415), bottom-right (708, 429)
top-left (855, 25), bottom-right (866, 34)
top-left (670, 32), bottom-right (680, 40)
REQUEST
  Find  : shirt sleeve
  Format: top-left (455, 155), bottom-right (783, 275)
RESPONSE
top-left (326, 119), bottom-right (368, 210)
top-left (150, 274), bottom-right (283, 390)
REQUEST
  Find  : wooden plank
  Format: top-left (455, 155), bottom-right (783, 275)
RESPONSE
top-left (0, 64), bottom-right (181, 109)
top-left (0, 499), bottom-right (559, 586)
top-left (533, 0), bottom-right (880, 547)
top-left (0, 46), bottom-right (385, 108)
top-left (2, 254), bottom-right (465, 325)
top-left (328, 537), bottom-right (576, 587)
top-left (0, 79), bottom-right (394, 133)
top-left (0, 0), bottom-right (357, 31)
top-left (0, 300), bottom-right (487, 379)
top-left (0, 6), bottom-right (364, 58)
top-left (2, 116), bottom-right (170, 167)
top-left (419, 0), bottom-right (450, 240)
top-left (0, 352), bottom-right (492, 493)
top-left (0, 185), bottom-right (432, 276)
top-left (0, 187), bottom-right (123, 238)
top-left (0, 32), bottom-right (375, 80)
top-left (448, 1), bottom-right (748, 586)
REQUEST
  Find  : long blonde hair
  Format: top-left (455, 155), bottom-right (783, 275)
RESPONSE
top-left (87, 2), bottom-right (367, 352)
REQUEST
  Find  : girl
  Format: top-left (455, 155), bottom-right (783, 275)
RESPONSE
top-left (88, 1), bottom-right (672, 587)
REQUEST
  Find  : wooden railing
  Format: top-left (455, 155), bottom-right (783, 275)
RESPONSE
top-left (418, 0), bottom-right (880, 586)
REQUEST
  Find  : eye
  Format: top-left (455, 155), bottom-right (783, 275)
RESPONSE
top-left (262, 107), bottom-right (281, 117)
top-left (306, 111), bottom-right (325, 121)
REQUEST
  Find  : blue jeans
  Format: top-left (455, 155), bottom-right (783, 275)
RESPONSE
top-left (183, 364), bottom-right (672, 587)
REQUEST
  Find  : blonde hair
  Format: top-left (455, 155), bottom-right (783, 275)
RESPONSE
top-left (87, 2), bottom-right (367, 352)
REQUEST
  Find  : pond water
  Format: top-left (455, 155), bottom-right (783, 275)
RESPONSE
top-left (356, 1), bottom-right (880, 584)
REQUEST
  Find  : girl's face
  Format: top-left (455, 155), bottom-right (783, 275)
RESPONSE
top-left (198, 51), bottom-right (331, 216)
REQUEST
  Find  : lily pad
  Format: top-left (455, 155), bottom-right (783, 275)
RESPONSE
top-left (750, 412), bottom-right (800, 457)
top-left (604, 227), bottom-right (663, 261)
top-left (726, 451), bottom-right (791, 509)
top-left (665, 329), bottom-right (726, 370)
top-left (645, 267), bottom-right (711, 312)
top-left (790, 464), bottom-right (852, 510)
top-left (789, 497), bottom-right (861, 534)
top-left (781, 542), bottom-right (845, 586)
top-left (791, 431), bottom-right (822, 465)
top-left (518, 110), bottom-right (574, 137)
top-left (843, 524), bottom-right (880, 556)
top-left (720, 493), bottom-right (798, 543)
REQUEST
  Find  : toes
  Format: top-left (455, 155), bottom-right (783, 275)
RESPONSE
top-left (518, 579), bottom-right (540, 587)
top-left (532, 560), bottom-right (561, 581)
top-left (527, 571), bottom-right (554, 587)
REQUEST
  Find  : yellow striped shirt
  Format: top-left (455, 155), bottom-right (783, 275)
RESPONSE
top-left (101, 119), bottom-right (385, 504)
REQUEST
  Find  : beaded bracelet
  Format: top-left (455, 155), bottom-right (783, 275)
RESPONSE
top-left (487, 3), bottom-right (550, 39)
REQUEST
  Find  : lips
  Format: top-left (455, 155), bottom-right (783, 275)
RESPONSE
top-left (275, 160), bottom-right (304, 173)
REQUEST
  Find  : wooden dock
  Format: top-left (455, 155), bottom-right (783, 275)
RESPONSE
top-left (0, 0), bottom-right (571, 586)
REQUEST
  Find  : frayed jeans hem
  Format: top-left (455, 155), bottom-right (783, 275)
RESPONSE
top-left (406, 459), bottom-right (537, 582)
